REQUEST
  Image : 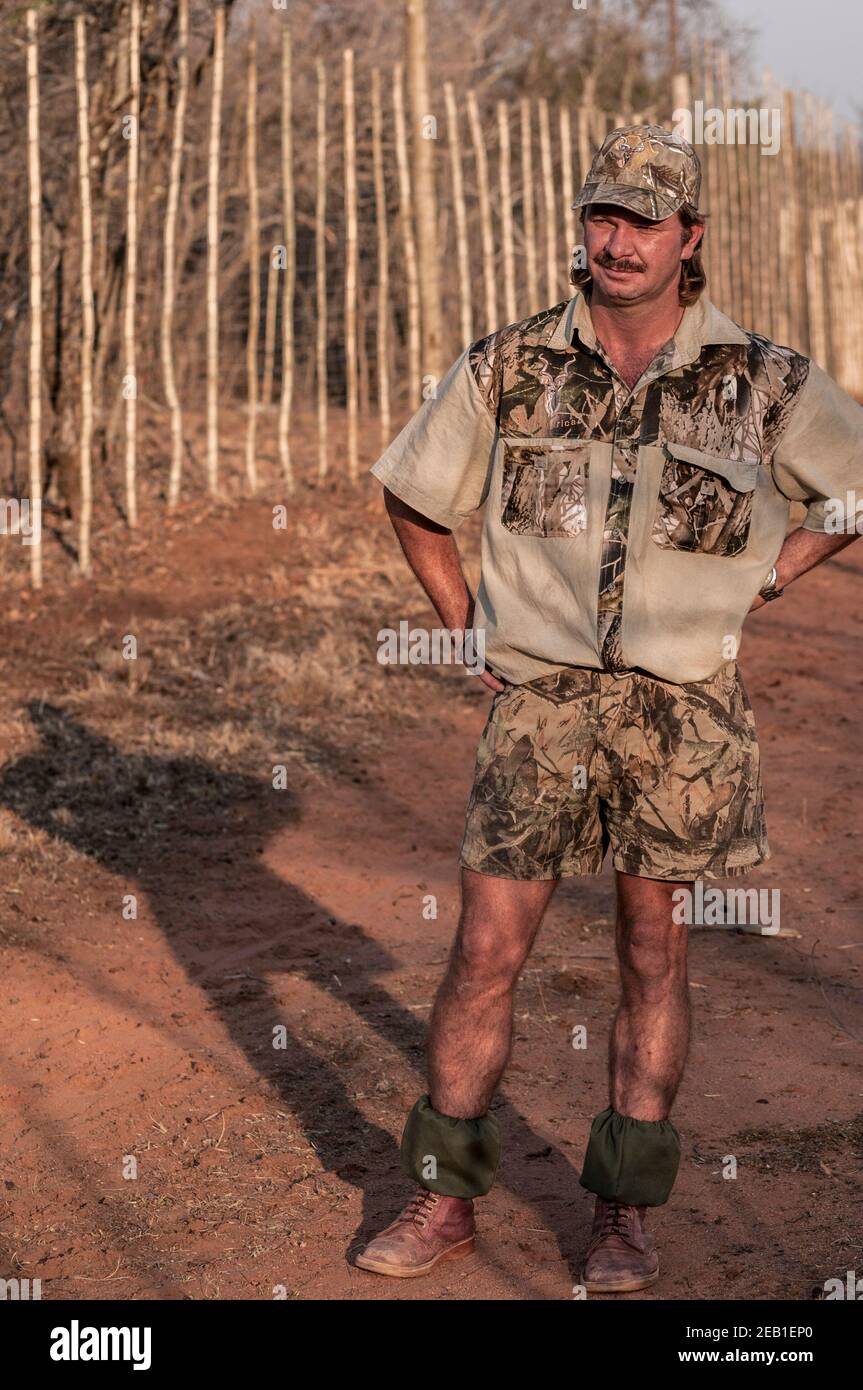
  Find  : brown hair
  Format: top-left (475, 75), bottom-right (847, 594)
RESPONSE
top-left (570, 205), bottom-right (708, 306)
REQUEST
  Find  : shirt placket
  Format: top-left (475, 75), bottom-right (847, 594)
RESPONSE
top-left (592, 338), bottom-right (676, 674)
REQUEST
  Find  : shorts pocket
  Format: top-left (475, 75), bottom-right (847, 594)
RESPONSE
top-left (652, 442), bottom-right (759, 556)
top-left (500, 437), bottom-right (589, 538)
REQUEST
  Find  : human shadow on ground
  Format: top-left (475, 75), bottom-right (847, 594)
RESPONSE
top-left (1, 702), bottom-right (590, 1294)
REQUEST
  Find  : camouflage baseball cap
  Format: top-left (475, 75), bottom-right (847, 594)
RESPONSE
top-left (572, 124), bottom-right (701, 221)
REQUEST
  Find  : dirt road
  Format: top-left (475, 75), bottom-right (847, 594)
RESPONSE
top-left (1, 462), bottom-right (861, 1300)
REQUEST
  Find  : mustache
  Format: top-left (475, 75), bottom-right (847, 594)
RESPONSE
top-left (593, 251), bottom-right (646, 273)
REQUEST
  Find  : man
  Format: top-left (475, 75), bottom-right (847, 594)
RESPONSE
top-left (355, 124), bottom-right (863, 1292)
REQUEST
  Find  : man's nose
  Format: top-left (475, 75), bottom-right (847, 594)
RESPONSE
top-left (605, 226), bottom-right (637, 260)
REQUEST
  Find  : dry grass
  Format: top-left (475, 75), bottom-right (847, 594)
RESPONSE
top-left (29, 481), bottom-right (485, 783)
top-left (0, 413), bottom-right (487, 901)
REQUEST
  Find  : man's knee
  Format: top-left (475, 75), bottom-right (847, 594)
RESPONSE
top-left (617, 912), bottom-right (687, 997)
top-left (449, 914), bottom-right (528, 995)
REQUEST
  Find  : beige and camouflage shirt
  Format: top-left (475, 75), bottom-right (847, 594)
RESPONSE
top-left (370, 291), bottom-right (863, 685)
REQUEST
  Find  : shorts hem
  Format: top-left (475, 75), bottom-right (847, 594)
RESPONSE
top-left (611, 842), bottom-right (771, 882)
top-left (459, 842), bottom-right (605, 881)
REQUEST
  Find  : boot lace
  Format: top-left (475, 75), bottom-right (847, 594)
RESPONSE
top-left (399, 1188), bottom-right (441, 1229)
top-left (586, 1201), bottom-right (638, 1254)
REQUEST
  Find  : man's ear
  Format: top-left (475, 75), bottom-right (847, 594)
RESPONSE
top-left (681, 221), bottom-right (705, 262)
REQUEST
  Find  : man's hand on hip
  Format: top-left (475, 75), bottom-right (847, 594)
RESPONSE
top-left (748, 525), bottom-right (860, 613)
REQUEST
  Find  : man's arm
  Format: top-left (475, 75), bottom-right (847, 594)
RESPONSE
top-left (748, 526), bottom-right (860, 612)
top-left (383, 488), bottom-right (505, 692)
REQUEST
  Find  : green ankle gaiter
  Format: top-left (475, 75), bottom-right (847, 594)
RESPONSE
top-left (400, 1094), bottom-right (501, 1199)
top-left (579, 1105), bottom-right (681, 1207)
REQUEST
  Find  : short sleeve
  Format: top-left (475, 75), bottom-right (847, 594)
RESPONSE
top-left (771, 360), bottom-right (863, 531)
top-left (369, 348), bottom-right (497, 530)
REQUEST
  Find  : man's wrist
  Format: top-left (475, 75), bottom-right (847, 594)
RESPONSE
top-left (758, 564), bottom-right (785, 602)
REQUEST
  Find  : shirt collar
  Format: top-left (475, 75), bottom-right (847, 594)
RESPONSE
top-left (545, 290), bottom-right (749, 371)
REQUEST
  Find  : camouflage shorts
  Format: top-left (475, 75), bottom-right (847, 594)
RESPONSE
top-left (460, 663), bottom-right (769, 881)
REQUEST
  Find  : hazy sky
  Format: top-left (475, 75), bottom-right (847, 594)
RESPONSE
top-left (719, 0), bottom-right (862, 124)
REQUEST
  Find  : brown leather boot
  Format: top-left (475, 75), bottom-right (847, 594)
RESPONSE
top-left (354, 1187), bottom-right (476, 1278)
top-left (581, 1195), bottom-right (660, 1293)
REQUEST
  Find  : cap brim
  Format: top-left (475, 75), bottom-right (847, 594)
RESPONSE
top-left (571, 182), bottom-right (682, 221)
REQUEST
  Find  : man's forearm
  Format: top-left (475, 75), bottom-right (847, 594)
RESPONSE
top-left (750, 525), bottom-right (860, 611)
top-left (383, 488), bottom-right (475, 630)
top-left (382, 488), bottom-right (506, 691)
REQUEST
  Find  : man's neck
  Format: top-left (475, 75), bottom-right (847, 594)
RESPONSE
top-left (588, 285), bottom-right (685, 356)
top-left (586, 285), bottom-right (686, 391)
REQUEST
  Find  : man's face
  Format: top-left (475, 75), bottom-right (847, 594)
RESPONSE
top-left (583, 204), bottom-right (702, 305)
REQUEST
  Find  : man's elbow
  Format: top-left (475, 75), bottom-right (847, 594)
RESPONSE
top-left (383, 486), bottom-right (451, 535)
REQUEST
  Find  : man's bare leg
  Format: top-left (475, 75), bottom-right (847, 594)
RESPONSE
top-left (428, 867), bottom-right (557, 1117)
top-left (355, 867), bottom-right (556, 1276)
top-left (611, 872), bottom-right (691, 1118)
top-left (580, 872), bottom-right (691, 1293)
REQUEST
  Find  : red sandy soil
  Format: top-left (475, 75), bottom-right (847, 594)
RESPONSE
top-left (0, 422), bottom-right (861, 1300)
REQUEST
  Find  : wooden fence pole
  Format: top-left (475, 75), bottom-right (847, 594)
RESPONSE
top-left (577, 102), bottom-right (592, 186)
top-left (520, 97), bottom-right (538, 314)
top-left (261, 55), bottom-right (279, 424)
top-left (803, 94), bottom-right (827, 367)
top-left (407, 0), bottom-right (444, 382)
top-left (261, 258), bottom-right (278, 408)
top-left (497, 99), bottom-right (517, 325)
top-left (277, 26), bottom-right (295, 491)
top-left (244, 21), bottom-right (260, 494)
top-left (693, 39), bottom-right (719, 305)
top-left (759, 70), bottom-right (778, 338)
top-left (124, 0), bottom-right (141, 524)
top-left (798, 92), bottom-right (813, 355)
top-left (164, 0), bottom-right (188, 510)
top-left (445, 82), bottom-right (473, 345)
top-left (819, 101), bottom-right (839, 376)
top-left (74, 14), bottom-right (94, 575)
top-left (393, 62), bottom-right (421, 407)
top-left (371, 67), bottom-right (391, 447)
top-left (467, 89), bottom-right (497, 335)
top-left (840, 127), bottom-right (863, 393)
top-left (315, 56), bottom-right (328, 477)
top-left (559, 104), bottom-right (576, 282)
top-left (538, 97), bottom-right (558, 303)
top-left (789, 93), bottom-right (805, 347)
top-left (26, 7), bottom-right (42, 589)
top-left (206, 1), bottom-right (225, 494)
top-left (707, 45), bottom-right (732, 316)
top-left (739, 140), bottom-right (756, 330)
top-left (776, 89), bottom-right (796, 345)
top-left (343, 48), bottom-right (359, 480)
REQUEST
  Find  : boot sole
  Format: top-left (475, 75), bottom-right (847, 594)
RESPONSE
top-left (582, 1265), bottom-right (660, 1294)
top-left (355, 1235), bottom-right (476, 1278)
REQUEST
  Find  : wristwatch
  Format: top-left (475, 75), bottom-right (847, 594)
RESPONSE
top-left (758, 565), bottom-right (785, 602)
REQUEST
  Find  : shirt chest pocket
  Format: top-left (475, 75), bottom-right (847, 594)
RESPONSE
top-left (652, 442), bottom-right (759, 556)
top-left (499, 438), bottom-right (590, 538)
